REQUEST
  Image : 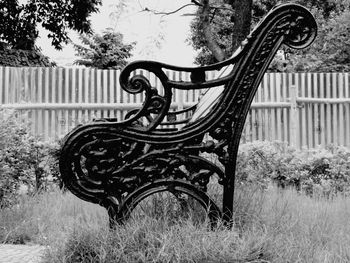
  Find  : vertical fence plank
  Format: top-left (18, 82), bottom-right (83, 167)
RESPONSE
top-left (57, 68), bottom-right (63, 139)
top-left (338, 73), bottom-right (345, 146)
top-left (70, 68), bottom-right (76, 132)
top-left (122, 69), bottom-right (129, 119)
top-left (281, 73), bottom-right (288, 143)
top-left (14, 68), bottom-right (23, 122)
top-left (4, 67), bottom-right (10, 104)
top-left (290, 84), bottom-right (298, 148)
top-left (250, 100), bottom-right (256, 142)
top-left (319, 73), bottom-right (326, 147)
top-left (307, 73), bottom-right (313, 148)
top-left (64, 68), bottom-right (70, 134)
top-left (84, 68), bottom-right (90, 123)
top-left (269, 73), bottom-right (276, 141)
top-left (275, 73), bottom-right (282, 141)
top-left (332, 73), bottom-right (338, 146)
top-left (325, 73), bottom-right (332, 145)
top-left (36, 68), bottom-right (45, 137)
top-left (116, 70), bottom-right (122, 121)
top-left (263, 74), bottom-right (270, 141)
top-left (44, 68), bottom-right (50, 140)
top-left (51, 68), bottom-right (56, 139)
top-left (109, 70), bottom-right (115, 118)
top-left (257, 81), bottom-right (263, 140)
top-left (313, 73), bottom-right (319, 147)
top-left (22, 68), bottom-right (29, 103)
top-left (300, 73), bottom-right (307, 148)
top-left (77, 68), bottom-right (83, 123)
top-left (10, 68), bottom-right (16, 104)
top-left (176, 72), bottom-right (185, 130)
top-left (96, 69), bottom-right (102, 119)
top-left (29, 68), bottom-right (35, 135)
top-left (345, 73), bottom-right (350, 147)
top-left (103, 70), bottom-right (108, 118)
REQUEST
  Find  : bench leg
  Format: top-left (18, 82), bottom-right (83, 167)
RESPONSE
top-left (222, 131), bottom-right (240, 228)
top-left (222, 184), bottom-right (234, 227)
top-left (109, 180), bottom-right (222, 229)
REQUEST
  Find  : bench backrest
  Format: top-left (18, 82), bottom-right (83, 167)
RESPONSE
top-left (189, 64), bottom-right (233, 123)
top-left (181, 4), bottom-right (317, 143)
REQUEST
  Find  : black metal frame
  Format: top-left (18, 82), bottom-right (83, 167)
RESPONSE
top-left (59, 3), bottom-right (317, 227)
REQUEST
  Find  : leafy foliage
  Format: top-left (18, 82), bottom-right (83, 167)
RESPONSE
top-left (189, 0), bottom-right (350, 71)
top-left (287, 5), bottom-right (350, 72)
top-left (0, 110), bottom-right (60, 208)
top-left (0, 0), bottom-right (102, 50)
top-left (0, 49), bottom-right (55, 67)
top-left (189, 0), bottom-right (279, 65)
top-left (73, 30), bottom-right (135, 69)
top-left (189, 3), bottom-right (234, 65)
top-left (237, 141), bottom-right (350, 197)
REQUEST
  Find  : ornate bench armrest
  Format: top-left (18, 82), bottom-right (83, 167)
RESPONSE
top-left (118, 3), bottom-right (316, 132)
top-left (117, 46), bottom-right (243, 130)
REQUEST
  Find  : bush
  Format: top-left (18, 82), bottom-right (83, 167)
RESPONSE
top-left (237, 141), bottom-right (350, 197)
top-left (0, 110), bottom-right (60, 208)
top-left (0, 49), bottom-right (55, 67)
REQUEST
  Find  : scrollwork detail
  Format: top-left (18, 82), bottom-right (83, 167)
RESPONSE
top-left (284, 13), bottom-right (317, 49)
top-left (125, 75), bottom-right (152, 94)
top-left (118, 63), bottom-right (173, 130)
top-left (148, 95), bottom-right (166, 113)
top-left (105, 146), bottom-right (225, 202)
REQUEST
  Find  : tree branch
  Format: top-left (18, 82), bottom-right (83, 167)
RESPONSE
top-left (191, 0), bottom-right (203, 7)
top-left (141, 0), bottom-right (230, 63)
top-left (143, 1), bottom-right (234, 17)
top-left (143, 4), bottom-right (197, 16)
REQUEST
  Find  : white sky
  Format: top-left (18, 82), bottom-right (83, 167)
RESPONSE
top-left (35, 0), bottom-right (197, 66)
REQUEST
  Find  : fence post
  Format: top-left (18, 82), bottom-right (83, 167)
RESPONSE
top-left (175, 72), bottom-right (185, 129)
top-left (290, 84), bottom-right (299, 148)
top-left (176, 72), bottom-right (184, 112)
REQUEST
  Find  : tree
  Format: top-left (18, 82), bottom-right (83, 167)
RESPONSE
top-left (73, 30), bottom-right (135, 69)
top-left (188, 0), bottom-right (253, 65)
top-left (189, 0), bottom-right (350, 71)
top-left (287, 5), bottom-right (350, 72)
top-left (128, 0), bottom-right (253, 64)
top-left (0, 0), bottom-right (102, 51)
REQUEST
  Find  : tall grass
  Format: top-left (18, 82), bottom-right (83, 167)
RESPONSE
top-left (0, 189), bottom-right (108, 245)
top-left (1, 185), bottom-right (350, 262)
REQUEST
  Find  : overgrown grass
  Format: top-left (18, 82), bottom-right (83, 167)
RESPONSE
top-left (1, 185), bottom-right (350, 262)
top-left (0, 189), bottom-right (108, 245)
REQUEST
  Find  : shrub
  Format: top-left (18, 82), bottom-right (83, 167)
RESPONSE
top-left (0, 110), bottom-right (60, 208)
top-left (236, 141), bottom-right (350, 197)
top-left (0, 49), bottom-right (55, 67)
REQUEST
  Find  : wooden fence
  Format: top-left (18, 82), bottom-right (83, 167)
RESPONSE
top-left (0, 66), bottom-right (349, 149)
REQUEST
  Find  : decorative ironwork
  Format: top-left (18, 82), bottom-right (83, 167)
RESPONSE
top-left (59, 3), bottom-right (317, 227)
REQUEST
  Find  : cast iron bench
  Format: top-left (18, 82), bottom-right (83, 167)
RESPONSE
top-left (59, 3), bottom-right (317, 227)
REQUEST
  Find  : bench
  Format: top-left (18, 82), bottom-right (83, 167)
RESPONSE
top-left (59, 3), bottom-right (317, 227)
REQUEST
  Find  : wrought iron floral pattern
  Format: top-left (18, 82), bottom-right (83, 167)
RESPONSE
top-left (60, 3), bottom-right (317, 227)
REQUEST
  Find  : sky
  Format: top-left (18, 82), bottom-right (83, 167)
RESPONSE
top-left (35, 0), bottom-right (197, 67)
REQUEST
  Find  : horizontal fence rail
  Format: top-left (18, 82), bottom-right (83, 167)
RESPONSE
top-left (0, 66), bottom-right (349, 149)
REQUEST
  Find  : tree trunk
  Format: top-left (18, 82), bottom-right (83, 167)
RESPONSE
top-left (200, 0), bottom-right (226, 61)
top-left (230, 0), bottom-right (253, 51)
top-left (196, 0), bottom-right (253, 61)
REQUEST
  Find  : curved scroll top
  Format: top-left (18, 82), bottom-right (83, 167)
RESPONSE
top-left (116, 4), bottom-right (316, 133)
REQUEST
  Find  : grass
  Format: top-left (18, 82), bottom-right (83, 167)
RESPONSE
top-left (1, 185), bottom-right (350, 262)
